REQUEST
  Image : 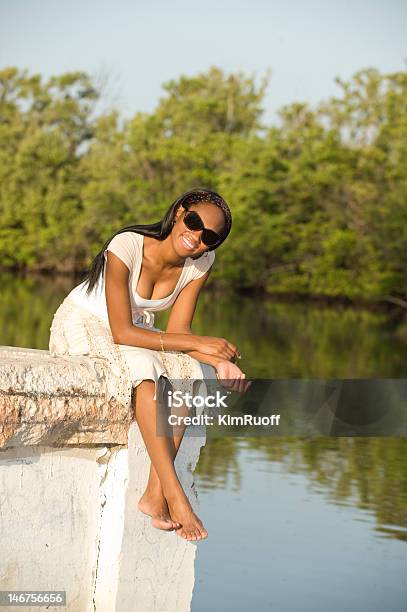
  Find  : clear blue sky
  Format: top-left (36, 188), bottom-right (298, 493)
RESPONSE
top-left (1, 0), bottom-right (406, 125)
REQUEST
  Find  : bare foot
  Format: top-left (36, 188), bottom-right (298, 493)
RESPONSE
top-left (166, 492), bottom-right (208, 541)
top-left (138, 490), bottom-right (181, 531)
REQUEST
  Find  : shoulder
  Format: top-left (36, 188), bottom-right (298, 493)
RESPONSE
top-left (187, 250), bottom-right (216, 280)
top-left (107, 231), bottom-right (141, 250)
top-left (104, 231), bottom-right (141, 270)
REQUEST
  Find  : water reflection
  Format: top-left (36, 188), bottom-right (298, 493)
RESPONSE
top-left (196, 437), bottom-right (407, 542)
top-left (2, 273), bottom-right (407, 609)
top-left (193, 440), bottom-right (407, 612)
top-left (1, 274), bottom-right (407, 379)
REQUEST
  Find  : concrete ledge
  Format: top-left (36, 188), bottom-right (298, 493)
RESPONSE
top-left (0, 346), bottom-right (132, 448)
top-left (0, 345), bottom-right (207, 611)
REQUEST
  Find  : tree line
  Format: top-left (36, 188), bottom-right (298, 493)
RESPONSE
top-left (0, 64), bottom-right (406, 305)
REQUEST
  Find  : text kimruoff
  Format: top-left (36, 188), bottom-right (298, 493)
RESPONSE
top-left (168, 414), bottom-right (281, 426)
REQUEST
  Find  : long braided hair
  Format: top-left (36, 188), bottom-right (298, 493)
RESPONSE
top-left (82, 188), bottom-right (232, 295)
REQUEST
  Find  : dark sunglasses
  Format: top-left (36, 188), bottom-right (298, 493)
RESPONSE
top-left (181, 208), bottom-right (222, 247)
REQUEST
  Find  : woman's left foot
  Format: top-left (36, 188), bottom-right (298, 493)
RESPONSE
top-left (138, 490), bottom-right (181, 531)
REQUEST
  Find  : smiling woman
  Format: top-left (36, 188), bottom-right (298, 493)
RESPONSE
top-left (48, 188), bottom-right (248, 542)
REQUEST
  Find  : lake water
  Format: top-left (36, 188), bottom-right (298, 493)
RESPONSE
top-left (193, 437), bottom-right (407, 611)
top-left (1, 273), bottom-right (406, 610)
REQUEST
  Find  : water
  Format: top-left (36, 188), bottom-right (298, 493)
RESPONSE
top-left (1, 272), bottom-right (407, 378)
top-left (193, 439), bottom-right (407, 612)
top-left (1, 273), bottom-right (407, 611)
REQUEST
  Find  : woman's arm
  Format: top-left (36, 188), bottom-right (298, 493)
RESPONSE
top-left (105, 251), bottom-right (198, 352)
top-left (164, 269), bottom-right (227, 367)
top-left (165, 271), bottom-right (250, 393)
top-left (105, 251), bottom-right (237, 360)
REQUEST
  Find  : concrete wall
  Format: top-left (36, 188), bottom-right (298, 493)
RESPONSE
top-left (0, 346), bottom-right (206, 612)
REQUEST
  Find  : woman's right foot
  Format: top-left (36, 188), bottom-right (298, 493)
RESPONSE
top-left (138, 491), bottom-right (181, 531)
top-left (165, 491), bottom-right (208, 541)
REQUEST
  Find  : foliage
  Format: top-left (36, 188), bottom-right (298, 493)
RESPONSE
top-left (0, 64), bottom-right (406, 303)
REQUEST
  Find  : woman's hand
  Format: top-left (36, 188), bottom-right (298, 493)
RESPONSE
top-left (195, 335), bottom-right (240, 362)
top-left (215, 361), bottom-right (252, 393)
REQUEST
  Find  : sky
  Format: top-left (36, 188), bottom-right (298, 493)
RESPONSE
top-left (1, 0), bottom-right (406, 125)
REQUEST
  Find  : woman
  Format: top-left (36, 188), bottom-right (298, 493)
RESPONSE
top-left (49, 188), bottom-right (248, 541)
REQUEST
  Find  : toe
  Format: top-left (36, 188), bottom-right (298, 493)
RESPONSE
top-left (151, 517), bottom-right (174, 531)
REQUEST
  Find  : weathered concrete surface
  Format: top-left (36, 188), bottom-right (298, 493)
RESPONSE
top-left (0, 445), bottom-right (105, 611)
top-left (0, 345), bottom-right (209, 611)
top-left (0, 346), bottom-right (132, 448)
top-left (0, 425), bottom-right (205, 612)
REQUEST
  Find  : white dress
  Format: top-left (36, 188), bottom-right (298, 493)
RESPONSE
top-left (48, 231), bottom-right (217, 409)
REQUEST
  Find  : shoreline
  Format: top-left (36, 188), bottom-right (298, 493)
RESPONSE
top-left (0, 266), bottom-right (405, 316)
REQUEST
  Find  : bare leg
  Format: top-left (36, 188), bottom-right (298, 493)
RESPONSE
top-left (134, 379), bottom-right (208, 541)
top-left (141, 417), bottom-right (185, 503)
top-left (138, 400), bottom-right (186, 531)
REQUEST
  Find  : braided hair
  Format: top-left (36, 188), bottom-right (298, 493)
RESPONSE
top-left (82, 187), bottom-right (232, 295)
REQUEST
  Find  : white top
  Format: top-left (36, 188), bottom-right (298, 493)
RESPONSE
top-left (67, 231), bottom-right (215, 328)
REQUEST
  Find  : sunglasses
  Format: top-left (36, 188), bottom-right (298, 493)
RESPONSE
top-left (181, 208), bottom-right (222, 247)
